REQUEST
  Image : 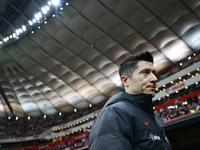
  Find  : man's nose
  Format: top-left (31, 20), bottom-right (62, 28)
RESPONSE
top-left (150, 73), bottom-right (158, 82)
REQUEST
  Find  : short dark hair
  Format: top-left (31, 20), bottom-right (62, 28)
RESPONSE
top-left (119, 51), bottom-right (153, 77)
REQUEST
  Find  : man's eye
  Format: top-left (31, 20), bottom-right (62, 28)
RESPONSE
top-left (142, 71), bottom-right (148, 74)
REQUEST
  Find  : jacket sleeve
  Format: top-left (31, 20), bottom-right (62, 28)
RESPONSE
top-left (89, 107), bottom-right (134, 150)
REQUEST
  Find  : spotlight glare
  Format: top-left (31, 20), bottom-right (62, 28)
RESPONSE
top-left (13, 33), bottom-right (16, 38)
top-left (28, 20), bottom-right (33, 25)
top-left (19, 28), bottom-right (23, 33)
top-left (32, 19), bottom-right (36, 23)
top-left (35, 13), bottom-right (40, 20)
top-left (22, 25), bottom-right (26, 31)
top-left (1, 0), bottom-right (64, 47)
top-left (45, 5), bottom-right (50, 11)
top-left (42, 7), bottom-right (47, 14)
top-left (3, 38), bottom-right (7, 42)
top-left (38, 12), bottom-right (42, 18)
top-left (16, 29), bottom-right (20, 35)
top-left (52, 0), bottom-right (60, 6)
top-left (48, 1), bottom-right (52, 5)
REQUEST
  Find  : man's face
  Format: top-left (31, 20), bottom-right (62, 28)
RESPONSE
top-left (121, 61), bottom-right (158, 97)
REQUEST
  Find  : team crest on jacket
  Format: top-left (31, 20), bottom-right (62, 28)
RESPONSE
top-left (149, 133), bottom-right (161, 142)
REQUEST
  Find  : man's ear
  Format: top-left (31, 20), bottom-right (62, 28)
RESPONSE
top-left (120, 75), bottom-right (129, 87)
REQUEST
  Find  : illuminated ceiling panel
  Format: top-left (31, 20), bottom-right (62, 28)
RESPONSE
top-left (0, 0), bottom-right (199, 118)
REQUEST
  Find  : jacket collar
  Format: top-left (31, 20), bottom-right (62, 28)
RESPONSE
top-left (105, 92), bottom-right (154, 114)
top-left (125, 92), bottom-right (153, 113)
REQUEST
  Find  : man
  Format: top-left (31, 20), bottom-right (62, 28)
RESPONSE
top-left (89, 51), bottom-right (172, 150)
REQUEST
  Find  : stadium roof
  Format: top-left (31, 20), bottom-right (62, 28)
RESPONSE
top-left (0, 0), bottom-right (199, 118)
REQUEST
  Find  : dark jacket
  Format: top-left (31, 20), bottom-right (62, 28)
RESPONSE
top-left (89, 92), bottom-right (172, 150)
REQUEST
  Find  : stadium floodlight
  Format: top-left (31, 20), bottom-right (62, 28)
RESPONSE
top-left (3, 38), bottom-right (7, 42)
top-left (41, 7), bottom-right (47, 14)
top-left (13, 33), bottom-right (16, 38)
top-left (48, 1), bottom-right (52, 5)
top-left (45, 5), bottom-right (50, 11)
top-left (52, 0), bottom-right (60, 6)
top-left (22, 25), bottom-right (26, 31)
top-left (35, 13), bottom-right (40, 20)
top-left (1, 0), bottom-right (66, 47)
top-left (32, 19), bottom-right (36, 23)
top-left (38, 12), bottom-right (42, 19)
top-left (19, 28), bottom-right (23, 33)
top-left (28, 20), bottom-right (33, 26)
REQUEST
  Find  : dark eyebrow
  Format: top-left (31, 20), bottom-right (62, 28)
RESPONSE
top-left (141, 68), bottom-right (156, 73)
